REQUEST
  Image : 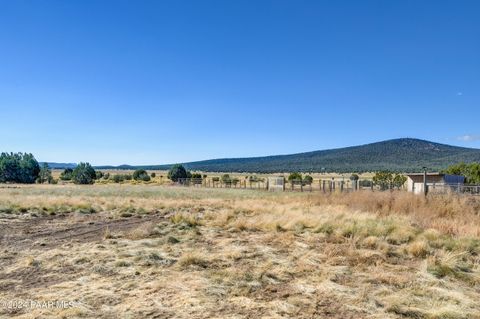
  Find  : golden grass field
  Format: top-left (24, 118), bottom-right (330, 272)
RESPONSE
top-left (0, 185), bottom-right (479, 318)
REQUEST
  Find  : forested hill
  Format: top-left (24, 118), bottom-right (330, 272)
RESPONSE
top-left (93, 138), bottom-right (480, 173)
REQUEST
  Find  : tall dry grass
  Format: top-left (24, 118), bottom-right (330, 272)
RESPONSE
top-left (306, 191), bottom-right (480, 237)
top-left (1, 185), bottom-right (480, 318)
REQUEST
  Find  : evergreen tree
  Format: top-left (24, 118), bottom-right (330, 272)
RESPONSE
top-left (133, 169), bottom-right (151, 181)
top-left (37, 163), bottom-right (54, 184)
top-left (72, 162), bottom-right (96, 184)
top-left (167, 164), bottom-right (188, 182)
top-left (0, 152), bottom-right (40, 184)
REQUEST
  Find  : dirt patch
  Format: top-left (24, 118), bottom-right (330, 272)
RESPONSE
top-left (0, 212), bottom-right (167, 250)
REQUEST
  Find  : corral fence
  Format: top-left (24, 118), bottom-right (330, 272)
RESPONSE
top-left (175, 177), bottom-right (400, 193)
top-left (176, 178), bottom-right (267, 189)
top-left (174, 177), bottom-right (480, 195)
top-left (426, 183), bottom-right (480, 195)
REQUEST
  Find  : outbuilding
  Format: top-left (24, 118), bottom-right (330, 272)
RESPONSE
top-left (406, 173), bottom-right (465, 194)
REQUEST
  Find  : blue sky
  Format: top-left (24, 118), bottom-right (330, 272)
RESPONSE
top-left (0, 0), bottom-right (479, 165)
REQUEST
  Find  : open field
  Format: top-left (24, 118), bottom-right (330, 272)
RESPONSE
top-left (1, 185), bottom-right (480, 318)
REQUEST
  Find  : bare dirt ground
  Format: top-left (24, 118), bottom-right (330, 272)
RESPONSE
top-left (0, 185), bottom-right (479, 318)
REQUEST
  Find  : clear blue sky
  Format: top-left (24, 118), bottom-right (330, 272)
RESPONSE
top-left (0, 1), bottom-right (479, 165)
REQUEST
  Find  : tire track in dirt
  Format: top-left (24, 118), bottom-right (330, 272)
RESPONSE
top-left (0, 212), bottom-right (169, 290)
top-left (1, 212), bottom-right (168, 250)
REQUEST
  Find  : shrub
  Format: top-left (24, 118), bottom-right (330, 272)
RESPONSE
top-left (133, 169), bottom-right (151, 182)
top-left (59, 168), bottom-right (73, 181)
top-left (350, 174), bottom-right (359, 181)
top-left (150, 172), bottom-right (156, 178)
top-left (111, 174), bottom-right (132, 183)
top-left (112, 174), bottom-right (125, 183)
top-left (37, 163), bottom-right (54, 184)
top-left (288, 172), bottom-right (302, 182)
top-left (95, 171), bottom-right (104, 179)
top-left (168, 164), bottom-right (188, 182)
top-left (303, 175), bottom-right (313, 185)
top-left (392, 174), bottom-right (407, 189)
top-left (221, 174), bottom-right (231, 184)
top-left (191, 173), bottom-right (202, 184)
top-left (0, 152), bottom-right (40, 184)
top-left (373, 171), bottom-right (393, 190)
top-left (373, 172), bottom-right (407, 190)
top-left (72, 162), bottom-right (96, 185)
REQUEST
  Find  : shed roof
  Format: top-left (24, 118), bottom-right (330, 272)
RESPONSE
top-left (405, 172), bottom-right (444, 177)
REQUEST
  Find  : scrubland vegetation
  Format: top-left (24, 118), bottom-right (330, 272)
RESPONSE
top-left (1, 185), bottom-right (479, 318)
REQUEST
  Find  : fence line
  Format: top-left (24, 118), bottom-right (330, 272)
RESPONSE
top-left (175, 178), bottom-right (398, 193)
top-left (427, 183), bottom-right (480, 195)
top-left (174, 177), bottom-right (480, 195)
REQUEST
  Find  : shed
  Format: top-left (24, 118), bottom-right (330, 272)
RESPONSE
top-left (406, 173), bottom-right (465, 194)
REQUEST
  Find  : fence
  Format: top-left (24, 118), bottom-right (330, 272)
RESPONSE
top-left (175, 177), bottom-right (379, 193)
top-left (427, 183), bottom-right (480, 195)
top-left (176, 178), bottom-right (267, 189)
top-left (174, 177), bottom-right (480, 196)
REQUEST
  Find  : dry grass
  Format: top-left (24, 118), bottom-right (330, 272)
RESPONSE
top-left (0, 184), bottom-right (479, 318)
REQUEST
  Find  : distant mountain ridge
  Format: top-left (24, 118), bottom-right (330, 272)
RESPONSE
top-left (40, 162), bottom-right (77, 169)
top-left (89, 138), bottom-right (480, 173)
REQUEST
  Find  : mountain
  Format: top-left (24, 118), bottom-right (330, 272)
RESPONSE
top-left (95, 138), bottom-right (480, 173)
top-left (41, 162), bottom-right (77, 169)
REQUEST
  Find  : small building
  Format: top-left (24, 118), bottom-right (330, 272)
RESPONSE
top-left (406, 173), bottom-right (465, 194)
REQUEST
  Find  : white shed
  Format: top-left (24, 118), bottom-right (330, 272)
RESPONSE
top-left (406, 173), bottom-right (465, 194)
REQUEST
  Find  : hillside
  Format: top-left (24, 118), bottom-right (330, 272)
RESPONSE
top-left (40, 162), bottom-right (77, 169)
top-left (92, 138), bottom-right (480, 173)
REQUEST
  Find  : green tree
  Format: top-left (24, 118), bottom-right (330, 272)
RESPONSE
top-left (444, 162), bottom-right (468, 176)
top-left (221, 174), bottom-right (231, 184)
top-left (37, 163), bottom-right (54, 184)
top-left (167, 164), bottom-right (188, 182)
top-left (349, 174), bottom-right (359, 181)
top-left (231, 177), bottom-right (239, 186)
top-left (288, 172), bottom-right (302, 182)
top-left (303, 175), bottom-right (313, 185)
top-left (112, 174), bottom-right (125, 183)
top-left (0, 152), bottom-right (40, 184)
top-left (72, 162), bottom-right (96, 185)
top-left (373, 171), bottom-right (393, 190)
top-left (444, 162), bottom-right (480, 184)
top-left (392, 174), bottom-right (407, 189)
top-left (59, 168), bottom-right (73, 181)
top-left (190, 173), bottom-right (202, 184)
top-left (133, 169), bottom-right (151, 181)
